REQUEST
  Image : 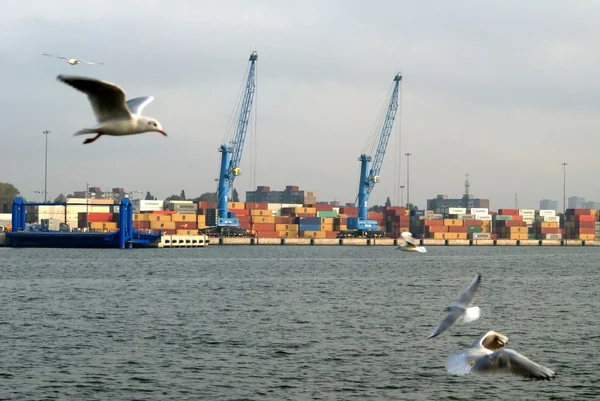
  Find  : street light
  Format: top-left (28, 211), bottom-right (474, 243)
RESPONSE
top-left (405, 152), bottom-right (412, 209)
top-left (562, 162), bottom-right (568, 213)
top-left (42, 130), bottom-right (50, 203)
top-left (400, 185), bottom-right (405, 208)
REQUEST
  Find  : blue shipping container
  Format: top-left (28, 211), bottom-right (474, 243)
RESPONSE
top-left (296, 217), bottom-right (321, 225)
top-left (410, 209), bottom-right (425, 217)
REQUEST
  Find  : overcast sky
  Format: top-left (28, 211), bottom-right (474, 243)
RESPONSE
top-left (2, 0), bottom-right (599, 210)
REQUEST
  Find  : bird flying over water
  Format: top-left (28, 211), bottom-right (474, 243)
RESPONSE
top-left (42, 53), bottom-right (103, 66)
top-left (446, 330), bottom-right (556, 380)
top-left (428, 273), bottom-right (482, 338)
top-left (57, 75), bottom-right (167, 144)
top-left (397, 231), bottom-right (427, 253)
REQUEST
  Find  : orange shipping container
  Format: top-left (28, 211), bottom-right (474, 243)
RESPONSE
top-left (251, 216), bottom-right (275, 224)
top-left (150, 214), bottom-right (172, 222)
top-left (229, 208), bottom-right (249, 216)
top-left (150, 221), bottom-right (176, 230)
top-left (279, 230), bottom-right (299, 238)
top-left (175, 221), bottom-right (197, 230)
top-left (227, 202), bottom-right (244, 210)
top-left (448, 226), bottom-right (468, 233)
top-left (444, 219), bottom-right (464, 227)
top-left (509, 226), bottom-right (528, 233)
top-left (245, 202), bottom-right (269, 210)
top-left (301, 231), bottom-right (326, 238)
top-left (422, 219), bottom-right (444, 226)
top-left (509, 233), bottom-right (528, 240)
top-left (250, 209), bottom-right (272, 216)
top-left (172, 213), bottom-right (196, 222)
top-left (432, 232), bottom-right (468, 240)
top-left (251, 223), bottom-right (276, 232)
top-left (579, 233), bottom-right (595, 240)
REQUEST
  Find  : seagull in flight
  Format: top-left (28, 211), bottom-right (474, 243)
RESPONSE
top-left (42, 53), bottom-right (103, 66)
top-left (446, 330), bottom-right (556, 380)
top-left (57, 75), bottom-right (167, 144)
top-left (428, 273), bottom-right (482, 338)
top-left (397, 231), bottom-right (427, 253)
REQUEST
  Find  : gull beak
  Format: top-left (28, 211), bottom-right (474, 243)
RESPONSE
top-left (159, 130), bottom-right (167, 136)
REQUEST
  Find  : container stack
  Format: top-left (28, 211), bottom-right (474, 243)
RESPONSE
top-left (493, 209), bottom-right (528, 239)
top-left (532, 209), bottom-right (561, 240)
top-left (469, 208), bottom-right (493, 239)
top-left (384, 206), bottom-right (409, 237)
top-left (563, 209), bottom-right (597, 240)
top-left (78, 212), bottom-right (118, 232)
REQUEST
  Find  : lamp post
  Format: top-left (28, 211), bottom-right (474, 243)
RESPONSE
top-left (42, 130), bottom-right (50, 203)
top-left (400, 185), bottom-right (405, 208)
top-left (405, 152), bottom-right (411, 209)
top-left (562, 162), bottom-right (568, 213)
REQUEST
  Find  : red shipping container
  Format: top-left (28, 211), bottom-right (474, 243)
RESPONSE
top-left (384, 206), bottom-right (406, 214)
top-left (577, 227), bottom-right (595, 234)
top-left (175, 221), bottom-right (197, 230)
top-left (133, 221), bottom-right (150, 230)
top-left (229, 208), bottom-right (249, 216)
top-left (368, 212), bottom-right (384, 220)
top-left (252, 223), bottom-right (276, 232)
top-left (314, 204), bottom-right (334, 211)
top-left (574, 215), bottom-right (596, 222)
top-left (237, 216), bottom-right (251, 224)
top-left (152, 210), bottom-right (176, 215)
top-left (422, 219), bottom-right (444, 226)
top-left (566, 208), bottom-right (592, 216)
top-left (162, 229), bottom-right (177, 235)
top-left (498, 209), bottom-right (519, 215)
top-left (504, 220), bottom-right (525, 227)
top-left (575, 221), bottom-right (595, 228)
top-left (462, 219), bottom-right (482, 227)
top-left (239, 223), bottom-right (252, 230)
top-left (448, 226), bottom-right (468, 233)
top-left (325, 231), bottom-right (339, 238)
top-left (198, 201), bottom-right (217, 209)
top-left (426, 225), bottom-right (449, 233)
top-left (540, 227), bottom-right (560, 234)
top-left (339, 207), bottom-right (358, 216)
top-left (292, 213), bottom-right (317, 218)
top-left (87, 212), bottom-right (114, 222)
top-left (274, 216), bottom-right (294, 224)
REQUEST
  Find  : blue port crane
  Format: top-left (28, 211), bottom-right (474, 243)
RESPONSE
top-left (346, 72), bottom-right (402, 235)
top-left (215, 51), bottom-right (258, 232)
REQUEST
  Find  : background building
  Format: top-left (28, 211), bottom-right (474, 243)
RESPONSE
top-left (539, 199), bottom-right (558, 211)
top-left (246, 185), bottom-right (316, 205)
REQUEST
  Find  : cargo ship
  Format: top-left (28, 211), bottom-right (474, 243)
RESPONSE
top-left (5, 197), bottom-right (162, 249)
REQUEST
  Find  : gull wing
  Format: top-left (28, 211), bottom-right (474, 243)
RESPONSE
top-left (427, 309), bottom-right (462, 339)
top-left (43, 53), bottom-right (69, 61)
top-left (126, 96), bottom-right (155, 116)
top-left (457, 273), bottom-right (482, 307)
top-left (471, 348), bottom-right (556, 380)
top-left (57, 75), bottom-right (130, 123)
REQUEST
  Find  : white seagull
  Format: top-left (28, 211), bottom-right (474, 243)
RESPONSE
top-left (43, 53), bottom-right (103, 66)
top-left (397, 231), bottom-right (427, 253)
top-left (57, 75), bottom-right (167, 144)
top-left (446, 330), bottom-right (556, 380)
top-left (428, 273), bottom-right (481, 338)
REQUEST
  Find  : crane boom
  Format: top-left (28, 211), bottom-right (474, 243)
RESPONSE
top-left (347, 72), bottom-right (402, 234)
top-left (216, 51), bottom-right (258, 229)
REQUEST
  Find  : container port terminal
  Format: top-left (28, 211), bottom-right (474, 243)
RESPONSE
top-left (1, 52), bottom-right (597, 248)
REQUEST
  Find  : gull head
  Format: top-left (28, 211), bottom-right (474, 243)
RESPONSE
top-left (139, 117), bottom-right (167, 136)
top-left (67, 59), bottom-right (80, 65)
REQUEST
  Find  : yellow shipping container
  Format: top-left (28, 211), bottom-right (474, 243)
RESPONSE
top-left (590, 210), bottom-right (598, 217)
top-left (279, 230), bottom-right (299, 238)
top-left (579, 233), bottom-right (595, 240)
top-left (149, 214), bottom-right (172, 222)
top-left (228, 202), bottom-right (244, 210)
top-left (321, 224), bottom-right (334, 231)
top-left (197, 215), bottom-right (206, 223)
top-left (293, 207), bottom-right (317, 214)
top-left (400, 226), bottom-right (410, 233)
top-left (301, 231), bottom-right (326, 238)
top-left (172, 214), bottom-right (196, 222)
top-left (276, 224), bottom-right (298, 231)
top-left (89, 222), bottom-right (118, 231)
top-left (480, 220), bottom-right (491, 227)
top-left (333, 224), bottom-right (347, 231)
top-left (444, 219), bottom-right (464, 227)
top-left (150, 221), bottom-right (176, 230)
top-left (509, 226), bottom-right (528, 233)
top-left (540, 221), bottom-right (558, 228)
top-left (251, 216), bottom-right (275, 224)
top-left (432, 232), bottom-right (468, 240)
top-left (198, 223), bottom-right (209, 229)
top-left (176, 230), bottom-right (197, 235)
top-left (250, 209), bottom-right (272, 216)
top-left (509, 233), bottom-right (528, 240)
top-left (321, 217), bottom-right (334, 224)
top-left (133, 213), bottom-right (150, 221)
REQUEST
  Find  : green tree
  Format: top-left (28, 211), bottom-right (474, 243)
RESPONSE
top-left (232, 188), bottom-right (240, 202)
top-left (406, 203), bottom-right (419, 210)
top-left (193, 192), bottom-right (217, 202)
top-left (385, 197), bottom-right (391, 207)
top-left (145, 191), bottom-right (154, 200)
top-left (0, 182), bottom-right (20, 212)
top-left (180, 189), bottom-right (186, 200)
top-left (165, 194), bottom-right (184, 202)
top-left (53, 193), bottom-right (66, 203)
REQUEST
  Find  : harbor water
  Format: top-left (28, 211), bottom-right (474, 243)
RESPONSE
top-left (0, 246), bottom-right (598, 400)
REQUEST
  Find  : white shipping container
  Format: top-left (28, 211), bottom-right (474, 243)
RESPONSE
top-left (539, 209), bottom-right (556, 217)
top-left (519, 209), bottom-right (535, 216)
top-left (425, 210), bottom-right (435, 215)
top-left (543, 216), bottom-right (560, 223)
top-left (475, 214), bottom-right (492, 221)
top-left (458, 214), bottom-right (475, 219)
top-left (545, 234), bottom-right (562, 240)
top-left (282, 204), bottom-right (303, 208)
top-left (267, 203), bottom-right (283, 210)
top-left (448, 207), bottom-right (467, 215)
top-left (470, 208), bottom-right (489, 215)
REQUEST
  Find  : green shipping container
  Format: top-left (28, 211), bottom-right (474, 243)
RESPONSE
top-left (317, 211), bottom-right (338, 218)
top-left (467, 226), bottom-right (483, 233)
top-left (493, 215), bottom-right (513, 221)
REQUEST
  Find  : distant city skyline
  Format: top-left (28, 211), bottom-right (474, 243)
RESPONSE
top-left (3, 1), bottom-right (600, 210)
